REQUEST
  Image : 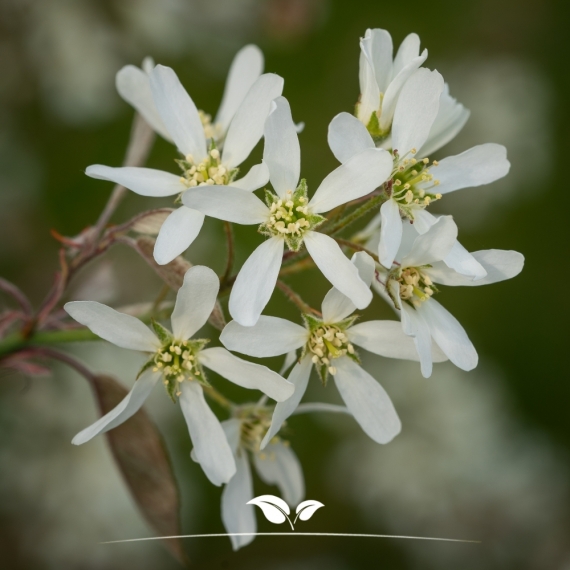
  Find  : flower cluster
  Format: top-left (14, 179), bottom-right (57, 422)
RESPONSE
top-left (58, 30), bottom-right (523, 549)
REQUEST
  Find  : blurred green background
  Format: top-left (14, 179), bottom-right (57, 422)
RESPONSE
top-left (1, 0), bottom-right (569, 568)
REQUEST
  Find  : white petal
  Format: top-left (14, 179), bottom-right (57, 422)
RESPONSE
top-left (231, 162), bottom-right (270, 191)
top-left (254, 441), bottom-right (304, 506)
top-left (392, 33), bottom-right (421, 73)
top-left (327, 112), bottom-right (375, 164)
top-left (221, 418), bottom-right (243, 455)
top-left (357, 30), bottom-right (381, 124)
top-left (365, 28), bottom-right (394, 93)
top-left (215, 44), bottom-right (264, 134)
top-left (294, 402), bottom-right (350, 415)
top-left (380, 53), bottom-right (428, 132)
top-left (391, 68), bottom-right (444, 156)
top-left (321, 251), bottom-right (375, 323)
top-left (229, 237), bottom-right (284, 326)
top-left (425, 143), bottom-right (510, 194)
top-left (71, 370), bottom-right (160, 445)
top-left (182, 186), bottom-right (268, 224)
top-left (171, 265), bottom-right (220, 340)
top-left (200, 347), bottom-right (294, 402)
top-left (419, 300), bottom-right (478, 371)
top-left (400, 301), bottom-right (434, 377)
top-left (179, 381), bottom-right (236, 486)
top-left (427, 249), bottom-right (524, 286)
top-left (260, 356), bottom-right (312, 449)
top-left (222, 73), bottom-right (284, 168)
top-left (221, 452), bottom-right (256, 551)
top-left (220, 316), bottom-right (306, 358)
top-left (309, 148), bottom-right (392, 213)
top-left (64, 301), bottom-right (160, 352)
top-left (304, 232), bottom-right (372, 309)
top-left (150, 65), bottom-right (207, 159)
top-left (348, 320), bottom-right (447, 363)
top-left (280, 350), bottom-right (298, 375)
top-left (378, 198), bottom-right (403, 268)
top-left (333, 357), bottom-right (401, 444)
top-left (419, 84), bottom-right (469, 157)
top-left (401, 215), bottom-right (457, 267)
top-left (263, 96), bottom-right (300, 197)
top-left (86, 165), bottom-right (184, 197)
top-left (153, 207), bottom-right (205, 265)
top-left (115, 65), bottom-right (172, 141)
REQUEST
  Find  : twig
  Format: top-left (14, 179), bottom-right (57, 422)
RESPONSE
top-left (18, 346), bottom-right (96, 383)
top-left (0, 278), bottom-right (33, 316)
top-left (276, 280), bottom-right (321, 317)
top-left (326, 192), bottom-right (387, 236)
top-left (333, 238), bottom-right (380, 263)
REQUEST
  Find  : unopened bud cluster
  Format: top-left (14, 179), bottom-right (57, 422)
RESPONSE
top-left (177, 148), bottom-right (232, 188)
top-left (307, 324), bottom-right (355, 376)
top-left (391, 150), bottom-right (442, 216)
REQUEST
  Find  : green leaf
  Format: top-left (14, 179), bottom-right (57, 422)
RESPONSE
top-left (92, 375), bottom-right (189, 567)
top-left (151, 319), bottom-right (172, 345)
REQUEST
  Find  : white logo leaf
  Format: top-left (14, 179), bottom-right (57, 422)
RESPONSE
top-left (247, 495), bottom-right (291, 525)
top-left (295, 499), bottom-right (325, 522)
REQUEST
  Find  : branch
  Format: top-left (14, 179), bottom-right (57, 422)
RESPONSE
top-left (325, 192), bottom-right (387, 236)
top-left (334, 238), bottom-right (380, 263)
top-left (0, 278), bottom-right (33, 316)
top-left (276, 280), bottom-right (321, 317)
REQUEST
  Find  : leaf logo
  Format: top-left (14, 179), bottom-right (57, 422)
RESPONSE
top-left (247, 495), bottom-right (324, 531)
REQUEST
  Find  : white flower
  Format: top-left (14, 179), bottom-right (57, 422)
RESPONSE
top-left (355, 29), bottom-right (468, 155)
top-left (86, 63), bottom-right (283, 265)
top-left (377, 216), bottom-right (524, 377)
top-left (116, 45), bottom-right (264, 145)
top-left (64, 266), bottom-right (294, 486)
top-left (219, 411), bottom-right (304, 550)
top-left (183, 96), bottom-right (394, 326)
top-left (220, 252), bottom-right (447, 447)
top-left (329, 68), bottom-right (510, 273)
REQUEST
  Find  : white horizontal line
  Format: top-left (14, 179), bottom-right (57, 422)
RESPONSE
top-left (101, 532), bottom-right (480, 545)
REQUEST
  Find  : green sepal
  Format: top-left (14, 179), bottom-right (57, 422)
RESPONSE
top-left (302, 313), bottom-right (323, 332)
top-left (264, 188), bottom-right (277, 208)
top-left (366, 111), bottom-right (390, 144)
top-left (151, 319), bottom-right (172, 345)
top-left (136, 357), bottom-right (156, 380)
top-left (336, 314), bottom-right (359, 331)
top-left (316, 363), bottom-right (329, 386)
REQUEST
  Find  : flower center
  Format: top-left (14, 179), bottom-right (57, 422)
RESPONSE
top-left (236, 407), bottom-right (279, 454)
top-left (390, 149), bottom-right (442, 218)
top-left (390, 266), bottom-right (438, 308)
top-left (307, 324), bottom-right (355, 376)
top-left (198, 110), bottom-right (223, 144)
top-left (177, 148), bottom-right (233, 188)
top-left (260, 182), bottom-right (325, 251)
top-left (152, 338), bottom-right (208, 399)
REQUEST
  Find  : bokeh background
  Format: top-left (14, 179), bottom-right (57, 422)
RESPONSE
top-left (1, 0), bottom-right (569, 568)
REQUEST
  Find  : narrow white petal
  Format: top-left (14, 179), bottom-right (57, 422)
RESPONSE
top-left (425, 143), bottom-right (510, 194)
top-left (221, 418), bottom-right (243, 456)
top-left (72, 370), bottom-right (160, 445)
top-left (179, 381), bottom-right (236, 486)
top-left (380, 51), bottom-right (428, 131)
top-left (263, 96), bottom-right (300, 197)
top-left (357, 30), bottom-right (381, 124)
top-left (260, 356), bottom-right (312, 449)
top-left (401, 299), bottom-right (434, 377)
top-left (401, 215), bottom-right (457, 267)
top-left (150, 65), bottom-right (207, 159)
top-left (391, 68), bottom-right (444, 156)
top-left (231, 162), bottom-right (270, 192)
top-left (309, 148), bottom-right (392, 213)
top-left (333, 357), bottom-right (401, 444)
top-left (171, 266), bottom-right (220, 340)
top-left (348, 320), bottom-right (447, 363)
top-left (153, 207), bottom-right (205, 265)
top-left (182, 186), bottom-right (268, 224)
top-left (304, 232), bottom-right (372, 309)
top-left (229, 237), bottom-right (284, 326)
top-left (116, 65), bottom-right (171, 141)
top-left (294, 402), bottom-right (350, 415)
top-left (86, 165), bottom-right (184, 197)
top-left (220, 316), bottom-right (306, 358)
top-left (215, 44), bottom-right (264, 134)
top-left (222, 73), bottom-right (284, 168)
top-left (366, 28), bottom-right (394, 93)
top-left (392, 33), bottom-right (421, 74)
top-left (321, 251), bottom-right (375, 323)
top-left (254, 441), bottom-right (304, 506)
top-left (280, 350), bottom-right (298, 375)
top-left (378, 198), bottom-right (403, 268)
top-left (328, 112), bottom-right (374, 164)
top-left (427, 249), bottom-right (524, 286)
top-left (200, 347), bottom-right (294, 402)
top-left (64, 301), bottom-right (160, 352)
top-left (419, 300), bottom-right (478, 371)
top-left (222, 452), bottom-right (256, 551)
